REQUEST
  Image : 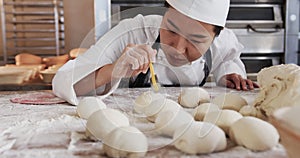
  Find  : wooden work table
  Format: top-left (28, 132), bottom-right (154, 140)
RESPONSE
top-left (0, 84), bottom-right (288, 157)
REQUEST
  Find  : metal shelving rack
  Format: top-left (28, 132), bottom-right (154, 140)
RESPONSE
top-left (0, 0), bottom-right (64, 64)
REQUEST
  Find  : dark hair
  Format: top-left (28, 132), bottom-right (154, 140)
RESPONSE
top-left (164, 1), bottom-right (223, 37)
top-left (164, 1), bottom-right (171, 7)
top-left (214, 26), bottom-right (223, 37)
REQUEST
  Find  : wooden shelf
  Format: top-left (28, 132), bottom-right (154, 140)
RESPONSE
top-left (5, 11), bottom-right (55, 16)
top-left (8, 19), bottom-right (56, 24)
top-left (3, 1), bottom-right (63, 8)
top-left (7, 37), bottom-right (57, 41)
top-left (6, 29), bottom-right (56, 33)
top-left (1, 0), bottom-right (65, 64)
top-left (7, 46), bottom-right (60, 50)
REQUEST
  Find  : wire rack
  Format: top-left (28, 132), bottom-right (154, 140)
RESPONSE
top-left (0, 0), bottom-right (64, 64)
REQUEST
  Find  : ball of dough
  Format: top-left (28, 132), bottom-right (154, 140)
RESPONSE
top-left (203, 109), bottom-right (243, 135)
top-left (193, 103), bottom-right (220, 121)
top-left (155, 109), bottom-right (194, 137)
top-left (145, 98), bottom-right (182, 122)
top-left (239, 105), bottom-right (258, 117)
top-left (212, 93), bottom-right (247, 111)
top-left (134, 91), bottom-right (165, 113)
top-left (86, 108), bottom-right (129, 140)
top-left (77, 97), bottom-right (107, 119)
top-left (178, 87), bottom-right (210, 108)
top-left (229, 116), bottom-right (279, 151)
top-left (173, 121), bottom-right (227, 154)
top-left (143, 97), bottom-right (168, 117)
top-left (103, 126), bottom-right (148, 158)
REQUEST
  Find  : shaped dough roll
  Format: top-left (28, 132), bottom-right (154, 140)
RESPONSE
top-left (86, 109), bottom-right (129, 140)
top-left (134, 91), bottom-right (165, 114)
top-left (155, 109), bottom-right (194, 137)
top-left (178, 87), bottom-right (210, 108)
top-left (103, 126), bottom-right (148, 158)
top-left (193, 103), bottom-right (220, 121)
top-left (204, 109), bottom-right (243, 135)
top-left (239, 105), bottom-right (258, 117)
top-left (212, 93), bottom-right (247, 111)
top-left (173, 121), bottom-right (227, 154)
top-left (229, 116), bottom-right (279, 151)
top-left (77, 97), bottom-right (107, 119)
top-left (145, 98), bottom-right (182, 122)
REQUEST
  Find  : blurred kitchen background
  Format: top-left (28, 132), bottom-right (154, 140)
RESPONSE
top-left (0, 0), bottom-right (299, 76)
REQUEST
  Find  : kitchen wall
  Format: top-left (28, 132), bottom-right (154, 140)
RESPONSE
top-left (63, 0), bottom-right (95, 53)
top-left (0, 17), bottom-right (3, 59)
top-left (298, 3), bottom-right (300, 65)
top-left (0, 14), bottom-right (3, 64)
top-left (64, 0), bottom-right (111, 52)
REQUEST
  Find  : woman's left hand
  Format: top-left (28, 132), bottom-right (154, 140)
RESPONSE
top-left (218, 73), bottom-right (259, 91)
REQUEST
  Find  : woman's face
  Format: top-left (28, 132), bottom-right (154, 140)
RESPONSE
top-left (160, 8), bottom-right (216, 67)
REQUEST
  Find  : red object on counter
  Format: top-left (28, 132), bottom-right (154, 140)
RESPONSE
top-left (10, 92), bottom-right (67, 105)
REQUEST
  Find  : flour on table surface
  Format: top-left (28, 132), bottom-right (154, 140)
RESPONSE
top-left (0, 88), bottom-right (288, 158)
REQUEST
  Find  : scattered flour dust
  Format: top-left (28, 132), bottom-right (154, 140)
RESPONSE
top-left (0, 114), bottom-right (85, 152)
top-left (0, 113), bottom-right (288, 158)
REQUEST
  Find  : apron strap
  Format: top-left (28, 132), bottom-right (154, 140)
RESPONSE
top-left (129, 35), bottom-right (161, 88)
top-left (128, 70), bottom-right (151, 88)
top-left (199, 48), bottom-right (212, 86)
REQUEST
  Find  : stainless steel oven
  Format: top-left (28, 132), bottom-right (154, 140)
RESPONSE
top-left (111, 0), bottom-right (164, 27)
top-left (225, 2), bottom-right (285, 73)
top-left (227, 0), bottom-right (299, 72)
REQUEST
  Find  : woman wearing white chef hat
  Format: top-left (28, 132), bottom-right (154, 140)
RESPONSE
top-left (53, 0), bottom-right (259, 105)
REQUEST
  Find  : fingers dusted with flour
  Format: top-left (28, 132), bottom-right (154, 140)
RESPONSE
top-left (112, 44), bottom-right (157, 78)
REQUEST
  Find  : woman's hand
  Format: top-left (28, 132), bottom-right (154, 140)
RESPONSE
top-left (112, 44), bottom-right (157, 78)
top-left (218, 73), bottom-right (259, 91)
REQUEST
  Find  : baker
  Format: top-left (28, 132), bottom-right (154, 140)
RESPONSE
top-left (53, 0), bottom-right (259, 105)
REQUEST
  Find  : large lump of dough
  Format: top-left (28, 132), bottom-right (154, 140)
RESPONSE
top-left (253, 64), bottom-right (300, 117)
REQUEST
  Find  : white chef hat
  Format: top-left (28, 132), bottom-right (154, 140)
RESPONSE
top-left (165, 0), bottom-right (230, 27)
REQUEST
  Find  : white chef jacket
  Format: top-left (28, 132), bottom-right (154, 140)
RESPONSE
top-left (52, 14), bottom-right (246, 105)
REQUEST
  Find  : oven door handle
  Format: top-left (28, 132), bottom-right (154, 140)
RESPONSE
top-left (247, 25), bottom-right (281, 33)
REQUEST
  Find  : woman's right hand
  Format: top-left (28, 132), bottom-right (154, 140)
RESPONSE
top-left (112, 44), bottom-right (157, 78)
